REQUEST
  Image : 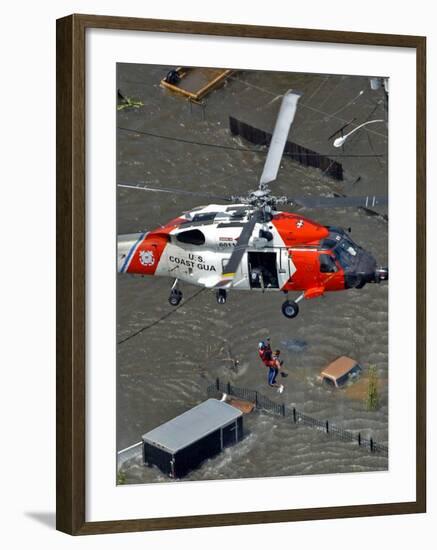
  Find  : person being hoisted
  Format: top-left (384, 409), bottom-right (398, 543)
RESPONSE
top-left (258, 338), bottom-right (284, 394)
top-left (258, 337), bottom-right (272, 364)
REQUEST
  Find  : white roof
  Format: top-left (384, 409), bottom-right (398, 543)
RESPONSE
top-left (142, 399), bottom-right (242, 454)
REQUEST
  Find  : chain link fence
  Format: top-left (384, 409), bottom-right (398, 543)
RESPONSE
top-left (208, 378), bottom-right (388, 457)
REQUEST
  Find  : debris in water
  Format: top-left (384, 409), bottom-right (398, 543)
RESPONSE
top-left (117, 89), bottom-right (144, 111)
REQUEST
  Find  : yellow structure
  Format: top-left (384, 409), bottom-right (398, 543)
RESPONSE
top-left (160, 67), bottom-right (234, 101)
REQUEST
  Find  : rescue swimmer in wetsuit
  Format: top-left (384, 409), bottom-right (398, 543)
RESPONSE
top-left (258, 338), bottom-right (284, 394)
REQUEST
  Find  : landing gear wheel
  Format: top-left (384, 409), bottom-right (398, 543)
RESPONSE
top-left (216, 289), bottom-right (227, 305)
top-left (282, 300), bottom-right (299, 319)
top-left (168, 289), bottom-right (183, 306)
top-left (355, 275), bottom-right (366, 289)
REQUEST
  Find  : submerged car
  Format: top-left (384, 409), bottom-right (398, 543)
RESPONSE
top-left (321, 356), bottom-right (362, 388)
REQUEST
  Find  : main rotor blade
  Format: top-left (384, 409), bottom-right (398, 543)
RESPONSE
top-left (118, 183), bottom-right (233, 202)
top-left (222, 214), bottom-right (259, 277)
top-left (259, 90), bottom-right (302, 187)
top-left (291, 195), bottom-right (388, 209)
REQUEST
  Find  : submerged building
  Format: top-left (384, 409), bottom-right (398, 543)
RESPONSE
top-left (142, 398), bottom-right (244, 478)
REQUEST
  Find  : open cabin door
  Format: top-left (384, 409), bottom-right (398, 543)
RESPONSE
top-left (221, 248), bottom-right (294, 291)
top-left (248, 250), bottom-right (286, 290)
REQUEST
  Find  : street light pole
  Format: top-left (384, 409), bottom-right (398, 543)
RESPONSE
top-left (333, 119), bottom-right (384, 148)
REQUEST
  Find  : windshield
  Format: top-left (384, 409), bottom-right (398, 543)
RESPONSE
top-left (337, 237), bottom-right (358, 257)
top-left (322, 230), bottom-right (361, 270)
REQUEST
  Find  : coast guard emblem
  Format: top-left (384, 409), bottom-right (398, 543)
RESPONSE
top-left (139, 250), bottom-right (155, 266)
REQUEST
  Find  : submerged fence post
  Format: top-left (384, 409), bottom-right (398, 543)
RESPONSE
top-left (227, 381), bottom-right (231, 395)
top-left (358, 433), bottom-right (361, 446)
top-left (216, 378), bottom-right (220, 391)
top-left (326, 420), bottom-right (329, 433)
top-left (370, 437), bottom-right (374, 452)
top-left (281, 404), bottom-right (286, 417)
top-left (255, 391), bottom-right (258, 407)
top-left (293, 408), bottom-right (297, 423)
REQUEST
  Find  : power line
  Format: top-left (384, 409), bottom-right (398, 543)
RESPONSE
top-left (229, 75), bottom-right (388, 140)
top-left (118, 288), bottom-right (205, 345)
top-left (118, 126), bottom-right (383, 158)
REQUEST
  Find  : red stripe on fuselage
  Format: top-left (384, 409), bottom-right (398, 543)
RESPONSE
top-left (126, 216), bottom-right (185, 275)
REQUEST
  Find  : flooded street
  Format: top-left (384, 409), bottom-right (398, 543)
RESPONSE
top-left (116, 64), bottom-right (388, 483)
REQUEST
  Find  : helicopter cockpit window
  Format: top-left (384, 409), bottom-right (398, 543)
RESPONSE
top-left (324, 230), bottom-right (362, 270)
top-left (176, 229), bottom-right (206, 246)
top-left (334, 247), bottom-right (352, 269)
top-left (319, 254), bottom-right (337, 273)
top-left (338, 237), bottom-right (358, 257)
top-left (320, 238), bottom-right (337, 250)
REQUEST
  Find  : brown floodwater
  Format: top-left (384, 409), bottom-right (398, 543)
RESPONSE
top-left (116, 64), bottom-right (388, 483)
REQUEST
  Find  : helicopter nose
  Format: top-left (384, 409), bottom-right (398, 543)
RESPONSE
top-left (374, 266), bottom-right (389, 283)
top-left (345, 264), bottom-right (388, 289)
top-left (343, 249), bottom-right (381, 289)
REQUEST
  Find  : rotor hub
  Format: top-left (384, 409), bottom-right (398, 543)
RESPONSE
top-left (235, 187), bottom-right (288, 210)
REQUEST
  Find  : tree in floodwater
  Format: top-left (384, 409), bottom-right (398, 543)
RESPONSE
top-left (366, 366), bottom-right (379, 411)
top-left (117, 469), bottom-right (127, 485)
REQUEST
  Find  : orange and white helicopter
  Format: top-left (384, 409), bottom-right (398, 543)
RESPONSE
top-left (117, 90), bottom-right (388, 319)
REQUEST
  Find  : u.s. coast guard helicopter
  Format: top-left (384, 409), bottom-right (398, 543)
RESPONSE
top-left (118, 90), bottom-right (388, 319)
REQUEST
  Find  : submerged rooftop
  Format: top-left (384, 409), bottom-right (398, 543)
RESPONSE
top-left (142, 398), bottom-right (242, 454)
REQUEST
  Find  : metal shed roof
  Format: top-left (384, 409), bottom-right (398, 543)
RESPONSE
top-left (142, 399), bottom-right (242, 454)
